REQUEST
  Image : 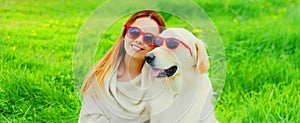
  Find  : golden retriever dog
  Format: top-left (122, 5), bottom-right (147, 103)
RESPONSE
top-left (144, 28), bottom-right (219, 123)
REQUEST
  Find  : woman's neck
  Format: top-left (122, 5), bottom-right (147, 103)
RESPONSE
top-left (117, 54), bottom-right (144, 82)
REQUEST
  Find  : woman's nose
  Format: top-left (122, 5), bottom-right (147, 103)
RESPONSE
top-left (134, 36), bottom-right (143, 44)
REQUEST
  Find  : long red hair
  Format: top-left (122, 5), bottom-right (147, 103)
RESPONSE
top-left (81, 10), bottom-right (166, 93)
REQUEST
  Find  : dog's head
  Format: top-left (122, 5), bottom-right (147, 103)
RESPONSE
top-left (145, 28), bottom-right (209, 78)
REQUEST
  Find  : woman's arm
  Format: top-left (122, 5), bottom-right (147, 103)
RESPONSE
top-left (78, 93), bottom-right (110, 123)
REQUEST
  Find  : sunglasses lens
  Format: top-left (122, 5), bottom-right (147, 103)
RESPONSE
top-left (143, 34), bottom-right (154, 45)
top-left (166, 39), bottom-right (179, 49)
top-left (127, 27), bottom-right (140, 39)
top-left (154, 37), bottom-right (163, 47)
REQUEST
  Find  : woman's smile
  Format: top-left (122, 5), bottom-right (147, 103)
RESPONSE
top-left (131, 43), bottom-right (145, 51)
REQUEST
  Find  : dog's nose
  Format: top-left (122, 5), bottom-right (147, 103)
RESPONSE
top-left (145, 53), bottom-right (155, 64)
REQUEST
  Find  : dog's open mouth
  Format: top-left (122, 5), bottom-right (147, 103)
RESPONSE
top-left (150, 66), bottom-right (178, 78)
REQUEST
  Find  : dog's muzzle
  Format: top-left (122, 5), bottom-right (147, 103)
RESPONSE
top-left (145, 53), bottom-right (178, 78)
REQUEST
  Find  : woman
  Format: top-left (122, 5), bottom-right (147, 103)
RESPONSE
top-left (79, 10), bottom-right (166, 123)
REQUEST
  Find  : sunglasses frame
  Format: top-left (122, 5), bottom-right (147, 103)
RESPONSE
top-left (154, 37), bottom-right (193, 56)
top-left (125, 25), bottom-right (156, 47)
top-left (125, 25), bottom-right (193, 56)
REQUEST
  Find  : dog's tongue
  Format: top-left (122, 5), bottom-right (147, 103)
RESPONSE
top-left (150, 68), bottom-right (162, 78)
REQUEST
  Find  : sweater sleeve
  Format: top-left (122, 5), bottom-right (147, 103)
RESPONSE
top-left (78, 76), bottom-right (111, 123)
top-left (78, 93), bottom-right (110, 123)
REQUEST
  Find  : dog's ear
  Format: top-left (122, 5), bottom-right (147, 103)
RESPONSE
top-left (195, 40), bottom-right (209, 74)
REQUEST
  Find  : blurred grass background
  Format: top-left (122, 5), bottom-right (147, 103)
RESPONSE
top-left (0, 0), bottom-right (299, 122)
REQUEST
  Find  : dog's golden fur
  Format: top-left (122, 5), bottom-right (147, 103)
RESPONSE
top-left (144, 28), bottom-right (218, 123)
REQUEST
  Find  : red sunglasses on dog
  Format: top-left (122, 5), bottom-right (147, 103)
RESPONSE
top-left (125, 26), bottom-right (156, 47)
top-left (125, 26), bottom-right (192, 56)
top-left (153, 37), bottom-right (192, 56)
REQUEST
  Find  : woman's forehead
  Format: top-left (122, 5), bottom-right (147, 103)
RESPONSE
top-left (130, 17), bottom-right (159, 34)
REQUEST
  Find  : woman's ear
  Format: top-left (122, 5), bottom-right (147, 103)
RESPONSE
top-left (195, 40), bottom-right (209, 74)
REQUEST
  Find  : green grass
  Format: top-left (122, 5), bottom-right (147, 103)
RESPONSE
top-left (1, 0), bottom-right (299, 122)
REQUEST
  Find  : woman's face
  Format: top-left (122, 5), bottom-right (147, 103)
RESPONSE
top-left (124, 17), bottom-right (160, 60)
